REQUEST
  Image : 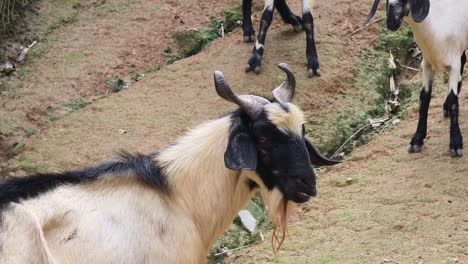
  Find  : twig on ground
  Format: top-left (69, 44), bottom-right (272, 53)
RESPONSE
top-left (331, 117), bottom-right (391, 159)
top-left (16, 40), bottom-right (37, 63)
top-left (399, 64), bottom-right (420, 72)
top-left (345, 17), bottom-right (384, 38)
top-left (213, 245), bottom-right (251, 256)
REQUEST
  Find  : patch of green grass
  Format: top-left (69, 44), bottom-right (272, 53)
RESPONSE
top-left (63, 98), bottom-right (88, 111)
top-left (25, 127), bottom-right (37, 137)
top-left (46, 106), bottom-right (59, 123)
top-left (18, 155), bottom-right (51, 174)
top-left (172, 19), bottom-right (222, 58)
top-left (40, 0), bottom-right (82, 34)
top-left (163, 48), bottom-right (182, 65)
top-left (96, 0), bottom-right (132, 17)
top-left (171, 4), bottom-right (242, 60)
top-left (105, 76), bottom-right (127, 92)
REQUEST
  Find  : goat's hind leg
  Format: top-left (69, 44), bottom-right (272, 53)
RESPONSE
top-left (446, 53), bottom-right (465, 157)
top-left (246, 0), bottom-right (274, 74)
top-left (275, 0), bottom-right (303, 32)
top-left (443, 52), bottom-right (466, 117)
top-left (0, 203), bottom-right (56, 264)
top-left (242, 0), bottom-right (255, 42)
top-left (302, 0), bottom-right (320, 77)
top-left (409, 59), bottom-right (434, 153)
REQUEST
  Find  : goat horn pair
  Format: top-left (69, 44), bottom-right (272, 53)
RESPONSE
top-left (214, 63), bottom-right (296, 120)
top-left (364, 0), bottom-right (381, 25)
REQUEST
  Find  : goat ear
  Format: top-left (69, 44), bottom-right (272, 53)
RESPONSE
top-left (224, 123), bottom-right (257, 171)
top-left (411, 0), bottom-right (430, 23)
top-left (305, 138), bottom-right (341, 166)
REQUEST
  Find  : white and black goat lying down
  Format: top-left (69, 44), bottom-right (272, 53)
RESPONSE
top-left (0, 64), bottom-right (339, 263)
top-left (243, 0), bottom-right (320, 77)
top-left (366, 0), bottom-right (468, 157)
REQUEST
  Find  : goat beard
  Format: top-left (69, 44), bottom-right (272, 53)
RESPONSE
top-left (265, 189), bottom-right (298, 255)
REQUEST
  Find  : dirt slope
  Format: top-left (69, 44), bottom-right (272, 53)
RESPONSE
top-left (6, 0), bottom-right (378, 172)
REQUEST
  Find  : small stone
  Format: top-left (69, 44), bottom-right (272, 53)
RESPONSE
top-left (392, 119), bottom-right (401, 125)
top-left (238, 210), bottom-right (257, 233)
top-left (118, 129), bottom-right (127, 134)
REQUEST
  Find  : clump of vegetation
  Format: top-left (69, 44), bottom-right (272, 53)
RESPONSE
top-left (172, 19), bottom-right (222, 58)
top-left (171, 4), bottom-right (242, 60)
top-left (0, 0), bottom-right (35, 33)
top-left (63, 98), bottom-right (88, 111)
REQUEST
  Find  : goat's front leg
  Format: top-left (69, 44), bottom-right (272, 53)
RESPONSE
top-left (409, 59), bottom-right (434, 153)
top-left (275, 0), bottom-right (303, 32)
top-left (246, 0), bottom-right (274, 74)
top-left (301, 0), bottom-right (320, 77)
top-left (242, 0), bottom-right (255, 42)
top-left (445, 56), bottom-right (465, 157)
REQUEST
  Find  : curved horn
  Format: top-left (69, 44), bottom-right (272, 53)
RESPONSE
top-left (214, 71), bottom-right (269, 120)
top-left (364, 0), bottom-right (381, 25)
top-left (272, 63), bottom-right (296, 104)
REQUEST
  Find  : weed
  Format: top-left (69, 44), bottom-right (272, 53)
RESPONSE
top-left (63, 98), bottom-right (88, 111)
top-left (105, 76), bottom-right (127, 92)
top-left (25, 128), bottom-right (37, 137)
top-left (46, 106), bottom-right (59, 122)
top-left (171, 5), bottom-right (242, 60)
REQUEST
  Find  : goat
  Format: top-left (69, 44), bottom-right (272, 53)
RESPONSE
top-left (366, 0), bottom-right (468, 157)
top-left (243, 0), bottom-right (320, 77)
top-left (0, 63), bottom-right (340, 263)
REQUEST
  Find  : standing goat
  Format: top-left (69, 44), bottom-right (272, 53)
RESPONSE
top-left (243, 0), bottom-right (320, 77)
top-left (366, 0), bottom-right (468, 157)
top-left (0, 64), bottom-right (339, 263)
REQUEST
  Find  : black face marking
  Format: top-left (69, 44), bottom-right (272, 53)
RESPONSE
top-left (0, 152), bottom-right (167, 210)
top-left (226, 109), bottom-right (316, 203)
top-left (386, 0), bottom-right (408, 31)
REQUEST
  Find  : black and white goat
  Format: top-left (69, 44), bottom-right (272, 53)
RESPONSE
top-left (243, 0), bottom-right (320, 77)
top-left (0, 64), bottom-right (339, 263)
top-left (366, 0), bottom-right (468, 157)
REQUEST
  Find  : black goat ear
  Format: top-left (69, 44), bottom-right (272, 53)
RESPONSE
top-left (411, 0), bottom-right (430, 23)
top-left (305, 138), bottom-right (341, 166)
top-left (224, 121), bottom-right (257, 171)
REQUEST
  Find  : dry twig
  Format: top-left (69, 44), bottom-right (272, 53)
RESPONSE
top-left (345, 17), bottom-right (384, 38)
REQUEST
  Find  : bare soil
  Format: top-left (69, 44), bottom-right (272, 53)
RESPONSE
top-left (1, 0), bottom-right (466, 262)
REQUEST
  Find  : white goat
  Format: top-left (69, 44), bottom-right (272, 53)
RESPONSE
top-left (366, 0), bottom-right (468, 157)
top-left (0, 64), bottom-right (339, 263)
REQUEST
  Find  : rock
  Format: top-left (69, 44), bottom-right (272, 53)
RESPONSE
top-left (238, 210), bottom-right (257, 233)
top-left (392, 119), bottom-right (400, 126)
top-left (0, 61), bottom-right (15, 75)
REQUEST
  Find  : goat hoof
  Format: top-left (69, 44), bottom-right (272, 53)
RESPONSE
top-left (408, 144), bottom-right (422, 153)
top-left (450, 148), bottom-right (463, 157)
top-left (254, 66), bottom-right (261, 74)
top-left (243, 35), bottom-right (255, 43)
top-left (307, 68), bottom-right (320, 78)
